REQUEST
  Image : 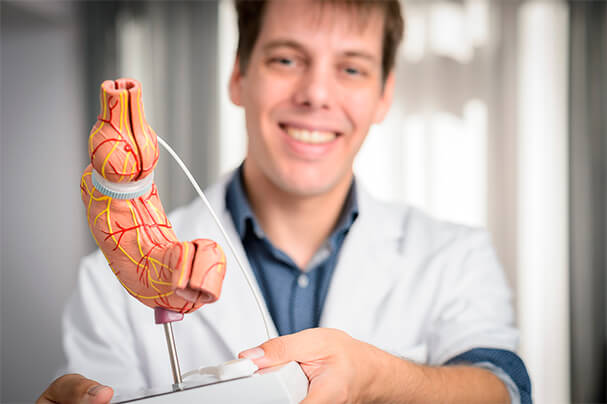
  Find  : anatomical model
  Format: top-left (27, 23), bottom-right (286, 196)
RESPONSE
top-left (78, 79), bottom-right (306, 400)
top-left (80, 78), bottom-right (226, 315)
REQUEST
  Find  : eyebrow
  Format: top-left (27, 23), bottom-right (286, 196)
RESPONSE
top-left (262, 40), bottom-right (306, 53)
top-left (342, 50), bottom-right (377, 63)
top-left (262, 39), bottom-right (379, 63)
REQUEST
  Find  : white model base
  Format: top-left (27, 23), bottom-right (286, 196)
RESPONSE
top-left (113, 361), bottom-right (308, 404)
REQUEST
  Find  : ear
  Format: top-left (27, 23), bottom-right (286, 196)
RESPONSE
top-left (373, 71), bottom-right (396, 124)
top-left (229, 56), bottom-right (243, 106)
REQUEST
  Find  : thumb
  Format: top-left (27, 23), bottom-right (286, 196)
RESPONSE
top-left (239, 329), bottom-right (324, 369)
top-left (36, 374), bottom-right (113, 404)
top-left (239, 337), bottom-right (289, 369)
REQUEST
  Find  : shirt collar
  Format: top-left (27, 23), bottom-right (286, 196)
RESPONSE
top-left (225, 164), bottom-right (359, 244)
top-left (225, 165), bottom-right (264, 239)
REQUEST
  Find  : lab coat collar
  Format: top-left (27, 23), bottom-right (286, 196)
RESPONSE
top-left (320, 183), bottom-right (407, 339)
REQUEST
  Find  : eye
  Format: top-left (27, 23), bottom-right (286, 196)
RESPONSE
top-left (344, 66), bottom-right (361, 75)
top-left (270, 57), bottom-right (295, 67)
top-left (341, 64), bottom-right (370, 78)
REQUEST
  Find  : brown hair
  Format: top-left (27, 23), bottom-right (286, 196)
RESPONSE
top-left (234, 0), bottom-right (405, 82)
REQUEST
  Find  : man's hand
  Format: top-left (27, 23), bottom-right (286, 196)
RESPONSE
top-left (239, 328), bottom-right (388, 404)
top-left (36, 374), bottom-right (113, 404)
top-left (239, 328), bottom-right (511, 404)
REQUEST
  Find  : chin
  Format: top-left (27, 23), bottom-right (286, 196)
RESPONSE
top-left (271, 168), bottom-right (346, 198)
top-left (282, 182), bottom-right (336, 197)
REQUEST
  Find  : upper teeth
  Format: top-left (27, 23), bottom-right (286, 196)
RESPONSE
top-left (286, 127), bottom-right (337, 144)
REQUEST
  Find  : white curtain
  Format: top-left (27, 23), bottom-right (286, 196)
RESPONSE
top-left (355, 0), bottom-right (522, 284)
top-left (116, 1), bottom-right (220, 212)
top-left (356, 0), bottom-right (494, 228)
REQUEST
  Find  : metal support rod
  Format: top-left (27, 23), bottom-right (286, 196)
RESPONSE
top-left (162, 322), bottom-right (184, 390)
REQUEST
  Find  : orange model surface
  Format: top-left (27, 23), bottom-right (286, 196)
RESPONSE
top-left (80, 78), bottom-right (225, 314)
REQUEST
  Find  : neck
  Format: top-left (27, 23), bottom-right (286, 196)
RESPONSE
top-left (242, 162), bottom-right (352, 269)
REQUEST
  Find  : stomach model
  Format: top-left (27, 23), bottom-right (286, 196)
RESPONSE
top-left (80, 78), bottom-right (225, 314)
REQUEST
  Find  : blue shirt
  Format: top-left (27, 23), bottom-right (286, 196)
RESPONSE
top-left (226, 166), bottom-right (358, 336)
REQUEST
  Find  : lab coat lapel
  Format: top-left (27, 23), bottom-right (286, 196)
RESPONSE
top-left (191, 178), bottom-right (278, 357)
top-left (319, 186), bottom-right (403, 340)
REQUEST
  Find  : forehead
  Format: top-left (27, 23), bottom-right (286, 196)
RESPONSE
top-left (256, 0), bottom-right (384, 56)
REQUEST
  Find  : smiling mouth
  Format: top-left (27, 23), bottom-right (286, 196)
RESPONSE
top-left (280, 124), bottom-right (340, 145)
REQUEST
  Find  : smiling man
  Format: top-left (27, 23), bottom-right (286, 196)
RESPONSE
top-left (38, 1), bottom-right (531, 403)
top-left (230, 1), bottom-right (393, 272)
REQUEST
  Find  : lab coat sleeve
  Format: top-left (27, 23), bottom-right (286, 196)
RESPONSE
top-left (60, 249), bottom-right (147, 392)
top-left (426, 228), bottom-right (519, 366)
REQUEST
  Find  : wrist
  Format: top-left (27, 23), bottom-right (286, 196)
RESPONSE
top-left (363, 347), bottom-right (431, 404)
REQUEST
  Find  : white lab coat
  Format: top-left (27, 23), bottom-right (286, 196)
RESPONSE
top-left (62, 175), bottom-right (518, 395)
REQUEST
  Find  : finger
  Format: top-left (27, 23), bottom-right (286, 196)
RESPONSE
top-left (239, 329), bottom-right (330, 368)
top-left (80, 384), bottom-right (114, 404)
top-left (36, 374), bottom-right (113, 404)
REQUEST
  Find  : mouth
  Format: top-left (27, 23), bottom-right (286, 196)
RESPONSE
top-left (279, 123), bottom-right (341, 145)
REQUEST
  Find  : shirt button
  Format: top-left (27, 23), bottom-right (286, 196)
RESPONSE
top-left (297, 274), bottom-right (309, 288)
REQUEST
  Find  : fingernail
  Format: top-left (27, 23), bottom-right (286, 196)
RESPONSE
top-left (87, 385), bottom-right (107, 396)
top-left (240, 347), bottom-right (265, 360)
top-left (176, 288), bottom-right (198, 302)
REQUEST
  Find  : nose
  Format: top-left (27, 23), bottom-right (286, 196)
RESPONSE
top-left (292, 64), bottom-right (335, 110)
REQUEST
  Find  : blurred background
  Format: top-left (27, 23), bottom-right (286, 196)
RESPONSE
top-left (0, 0), bottom-right (605, 402)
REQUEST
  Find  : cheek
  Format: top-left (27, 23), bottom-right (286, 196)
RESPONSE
top-left (246, 69), bottom-right (294, 112)
top-left (347, 98), bottom-right (380, 132)
top-left (338, 84), bottom-right (384, 131)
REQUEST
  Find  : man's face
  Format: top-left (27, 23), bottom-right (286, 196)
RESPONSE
top-left (230, 0), bottom-right (394, 197)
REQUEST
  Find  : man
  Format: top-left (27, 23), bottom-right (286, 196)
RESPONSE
top-left (38, 1), bottom-right (531, 403)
